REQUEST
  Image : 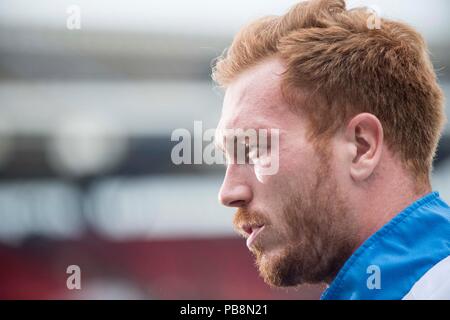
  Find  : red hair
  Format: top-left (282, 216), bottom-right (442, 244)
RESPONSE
top-left (212, 0), bottom-right (445, 188)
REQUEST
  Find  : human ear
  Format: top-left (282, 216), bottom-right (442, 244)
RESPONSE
top-left (345, 113), bottom-right (384, 181)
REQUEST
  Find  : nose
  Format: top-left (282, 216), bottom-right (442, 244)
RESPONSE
top-left (218, 165), bottom-right (253, 207)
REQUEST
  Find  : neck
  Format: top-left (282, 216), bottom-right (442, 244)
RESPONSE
top-left (353, 174), bottom-right (431, 250)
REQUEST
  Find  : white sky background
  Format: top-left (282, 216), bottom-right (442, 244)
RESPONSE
top-left (0, 0), bottom-right (448, 42)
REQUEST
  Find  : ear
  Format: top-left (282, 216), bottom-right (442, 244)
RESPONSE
top-left (344, 113), bottom-right (384, 182)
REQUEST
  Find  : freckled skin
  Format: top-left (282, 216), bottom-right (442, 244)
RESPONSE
top-left (218, 59), bottom-right (326, 218)
top-left (217, 59), bottom-right (319, 217)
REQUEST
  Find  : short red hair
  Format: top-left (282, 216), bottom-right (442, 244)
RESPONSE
top-left (212, 0), bottom-right (445, 189)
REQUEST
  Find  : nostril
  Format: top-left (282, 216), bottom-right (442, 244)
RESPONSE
top-left (228, 200), bottom-right (246, 207)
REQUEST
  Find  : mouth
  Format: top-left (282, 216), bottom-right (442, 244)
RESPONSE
top-left (241, 224), bottom-right (265, 249)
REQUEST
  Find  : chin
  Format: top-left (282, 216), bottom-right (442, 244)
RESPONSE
top-left (255, 246), bottom-right (305, 288)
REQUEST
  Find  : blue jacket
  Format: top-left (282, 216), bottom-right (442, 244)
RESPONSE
top-left (321, 192), bottom-right (450, 300)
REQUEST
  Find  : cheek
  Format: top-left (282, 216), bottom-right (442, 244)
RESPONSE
top-left (253, 147), bottom-right (313, 198)
top-left (250, 143), bottom-right (317, 217)
top-left (277, 146), bottom-right (317, 187)
top-left (253, 160), bottom-right (271, 183)
top-left (329, 141), bottom-right (351, 188)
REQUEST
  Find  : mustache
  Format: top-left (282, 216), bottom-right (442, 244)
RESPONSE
top-left (233, 208), bottom-right (270, 235)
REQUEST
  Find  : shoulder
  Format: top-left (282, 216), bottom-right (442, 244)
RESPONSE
top-left (403, 255), bottom-right (450, 300)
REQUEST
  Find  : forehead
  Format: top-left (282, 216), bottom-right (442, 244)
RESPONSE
top-left (220, 58), bottom-right (293, 130)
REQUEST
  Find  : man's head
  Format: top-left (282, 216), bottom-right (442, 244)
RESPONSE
top-left (213, 0), bottom-right (445, 287)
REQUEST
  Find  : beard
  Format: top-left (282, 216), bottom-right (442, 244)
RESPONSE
top-left (233, 151), bottom-right (358, 287)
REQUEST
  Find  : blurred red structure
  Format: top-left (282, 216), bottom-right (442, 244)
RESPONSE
top-left (0, 236), bottom-right (324, 299)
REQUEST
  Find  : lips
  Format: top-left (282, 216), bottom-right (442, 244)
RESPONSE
top-left (242, 224), bottom-right (265, 249)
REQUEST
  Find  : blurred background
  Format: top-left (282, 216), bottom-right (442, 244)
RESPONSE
top-left (0, 0), bottom-right (449, 299)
